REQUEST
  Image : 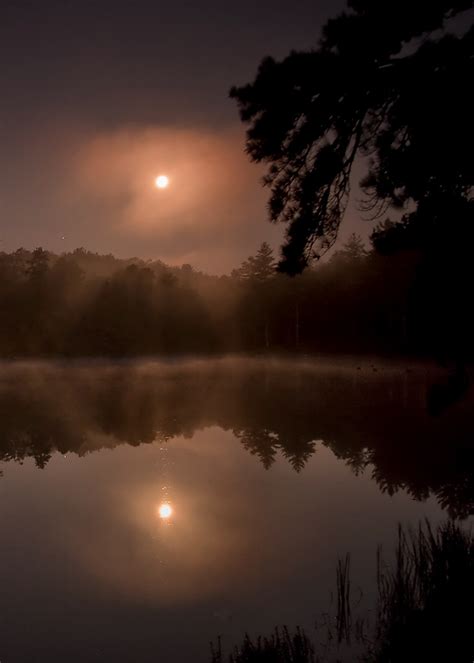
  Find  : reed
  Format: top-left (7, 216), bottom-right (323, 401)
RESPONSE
top-left (210, 521), bottom-right (474, 662)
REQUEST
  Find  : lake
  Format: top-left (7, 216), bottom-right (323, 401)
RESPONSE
top-left (0, 357), bottom-right (472, 662)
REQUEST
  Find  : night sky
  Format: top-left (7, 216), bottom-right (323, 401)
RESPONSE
top-left (1, 0), bottom-right (349, 272)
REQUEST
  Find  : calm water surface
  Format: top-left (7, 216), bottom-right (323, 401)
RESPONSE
top-left (0, 358), bottom-right (472, 662)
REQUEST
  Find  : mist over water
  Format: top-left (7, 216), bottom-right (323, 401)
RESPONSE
top-left (0, 357), bottom-right (472, 662)
top-left (1, 0), bottom-right (473, 658)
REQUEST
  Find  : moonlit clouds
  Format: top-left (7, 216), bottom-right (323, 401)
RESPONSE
top-left (71, 126), bottom-right (283, 271)
top-left (0, 120), bottom-right (364, 273)
top-left (0, 0), bottom-right (354, 273)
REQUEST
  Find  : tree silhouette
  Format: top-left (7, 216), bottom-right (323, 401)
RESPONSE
top-left (26, 247), bottom-right (50, 281)
top-left (233, 242), bottom-right (278, 348)
top-left (331, 233), bottom-right (368, 263)
top-left (232, 242), bottom-right (276, 282)
top-left (230, 0), bottom-right (473, 274)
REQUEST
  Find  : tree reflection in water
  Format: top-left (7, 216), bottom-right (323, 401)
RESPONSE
top-left (0, 358), bottom-right (472, 518)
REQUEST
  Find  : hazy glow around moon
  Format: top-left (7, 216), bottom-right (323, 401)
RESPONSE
top-left (158, 503), bottom-right (173, 519)
top-left (155, 175), bottom-right (169, 189)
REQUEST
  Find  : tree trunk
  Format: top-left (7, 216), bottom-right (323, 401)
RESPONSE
top-left (295, 301), bottom-right (300, 349)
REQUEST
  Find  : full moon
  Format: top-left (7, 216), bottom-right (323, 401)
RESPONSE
top-left (158, 503), bottom-right (173, 519)
top-left (155, 175), bottom-right (169, 189)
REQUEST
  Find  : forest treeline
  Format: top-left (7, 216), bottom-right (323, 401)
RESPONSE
top-left (0, 237), bottom-right (470, 357)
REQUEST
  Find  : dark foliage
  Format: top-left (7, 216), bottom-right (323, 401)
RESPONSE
top-left (211, 627), bottom-right (315, 663)
top-left (231, 0), bottom-right (473, 274)
top-left (374, 521), bottom-right (474, 662)
top-left (1, 238), bottom-right (473, 360)
top-left (210, 521), bottom-right (474, 662)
